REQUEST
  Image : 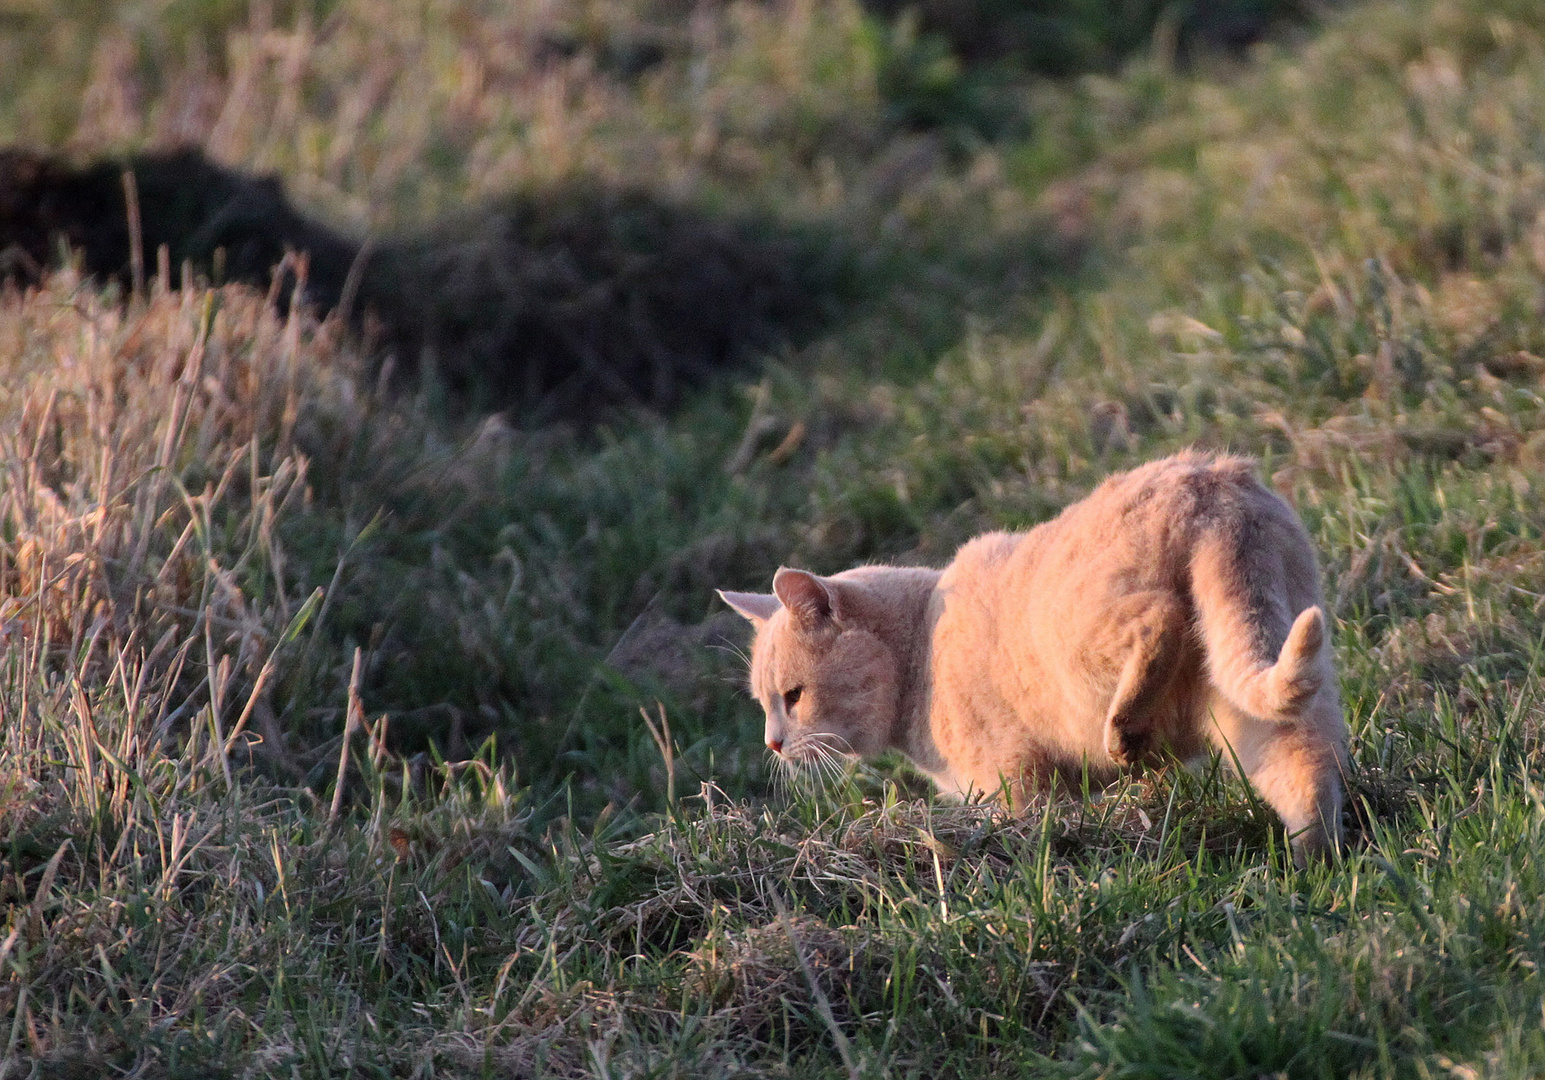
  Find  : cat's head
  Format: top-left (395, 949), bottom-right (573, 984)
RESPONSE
top-left (718, 567), bottom-right (901, 768)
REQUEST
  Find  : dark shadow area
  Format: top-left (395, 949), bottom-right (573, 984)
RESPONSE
top-left (0, 146), bottom-right (356, 305)
top-left (865, 0), bottom-right (1325, 73)
top-left (0, 146), bottom-right (823, 419)
top-left (863, 0), bottom-right (1330, 139)
top-left (517, 1), bottom-right (1331, 140)
top-left (360, 189), bottom-right (821, 420)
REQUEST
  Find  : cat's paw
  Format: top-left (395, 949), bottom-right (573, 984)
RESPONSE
top-left (1103, 719), bottom-right (1151, 766)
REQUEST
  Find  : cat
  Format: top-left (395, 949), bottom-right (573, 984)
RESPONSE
top-left (719, 451), bottom-right (1347, 864)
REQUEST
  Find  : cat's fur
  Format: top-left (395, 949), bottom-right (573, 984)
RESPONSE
top-left (719, 451), bottom-right (1346, 863)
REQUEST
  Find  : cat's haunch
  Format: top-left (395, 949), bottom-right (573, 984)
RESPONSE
top-left (719, 451), bottom-right (1347, 865)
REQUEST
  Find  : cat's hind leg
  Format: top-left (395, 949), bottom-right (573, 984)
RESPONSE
top-left (1206, 690), bottom-right (1346, 866)
top-left (1101, 592), bottom-right (1188, 766)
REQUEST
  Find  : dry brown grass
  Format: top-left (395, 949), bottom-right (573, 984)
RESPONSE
top-left (0, 266), bottom-right (372, 776)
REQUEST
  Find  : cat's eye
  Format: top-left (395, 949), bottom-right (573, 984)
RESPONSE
top-left (783, 687), bottom-right (803, 710)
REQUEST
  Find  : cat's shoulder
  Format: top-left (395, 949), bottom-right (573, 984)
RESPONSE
top-left (945, 530), bottom-right (1021, 576)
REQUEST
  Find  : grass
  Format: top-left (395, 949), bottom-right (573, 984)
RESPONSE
top-left (7, 0), bottom-right (1545, 1074)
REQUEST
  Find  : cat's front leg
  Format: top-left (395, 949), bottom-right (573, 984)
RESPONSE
top-left (1100, 591), bottom-right (1187, 766)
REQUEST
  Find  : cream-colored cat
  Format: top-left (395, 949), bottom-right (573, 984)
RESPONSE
top-left (719, 451), bottom-right (1346, 864)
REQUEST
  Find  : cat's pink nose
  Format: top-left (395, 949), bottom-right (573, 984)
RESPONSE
top-left (767, 738), bottom-right (784, 754)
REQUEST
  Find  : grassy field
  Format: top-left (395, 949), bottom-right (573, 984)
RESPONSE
top-left (6, 0), bottom-right (1545, 1075)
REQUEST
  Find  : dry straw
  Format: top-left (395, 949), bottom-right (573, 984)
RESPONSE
top-left (0, 267), bottom-right (369, 772)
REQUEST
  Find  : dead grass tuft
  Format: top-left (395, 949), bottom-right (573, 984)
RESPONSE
top-left (688, 913), bottom-right (890, 1032)
top-left (0, 269), bottom-right (370, 773)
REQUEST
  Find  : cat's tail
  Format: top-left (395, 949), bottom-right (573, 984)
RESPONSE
top-left (1190, 531), bottom-right (1328, 723)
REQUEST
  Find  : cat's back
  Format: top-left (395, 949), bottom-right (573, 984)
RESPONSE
top-left (1078, 447), bottom-right (1260, 512)
top-left (1041, 450), bottom-right (1285, 557)
top-left (969, 451), bottom-right (1300, 626)
top-left (934, 451), bottom-right (1301, 634)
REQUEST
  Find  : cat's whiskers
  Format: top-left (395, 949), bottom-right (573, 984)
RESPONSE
top-left (770, 757), bottom-right (793, 800)
top-left (815, 750), bottom-right (840, 785)
top-left (793, 734), bottom-right (854, 789)
top-left (806, 731), bottom-right (855, 755)
top-left (819, 749), bottom-right (847, 786)
top-left (707, 641), bottom-right (755, 694)
top-left (707, 639), bottom-right (752, 670)
top-left (785, 733), bottom-right (824, 764)
top-left (805, 733), bottom-right (855, 785)
top-left (780, 734), bottom-right (825, 785)
top-left (774, 743), bottom-right (827, 800)
top-left (800, 738), bottom-right (829, 770)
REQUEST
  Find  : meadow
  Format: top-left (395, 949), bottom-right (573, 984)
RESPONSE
top-left (4, 0), bottom-right (1545, 1075)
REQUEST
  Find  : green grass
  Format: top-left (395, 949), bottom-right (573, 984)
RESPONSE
top-left (9, 0), bottom-right (1545, 1074)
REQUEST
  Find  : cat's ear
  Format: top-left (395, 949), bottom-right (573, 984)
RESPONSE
top-left (772, 567), bottom-right (838, 628)
top-left (717, 589), bottom-right (781, 625)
